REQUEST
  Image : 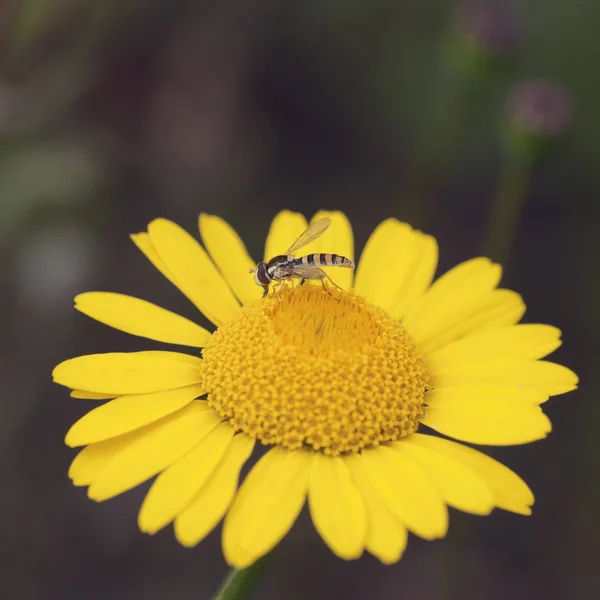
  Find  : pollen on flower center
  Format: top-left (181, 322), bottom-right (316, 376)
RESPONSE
top-left (202, 286), bottom-right (430, 456)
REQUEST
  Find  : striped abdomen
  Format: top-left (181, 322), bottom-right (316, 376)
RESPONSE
top-left (293, 253), bottom-right (355, 268)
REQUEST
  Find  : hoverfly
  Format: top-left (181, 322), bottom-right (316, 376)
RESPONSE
top-left (251, 217), bottom-right (355, 297)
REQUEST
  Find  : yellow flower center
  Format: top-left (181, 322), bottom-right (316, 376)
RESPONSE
top-left (202, 286), bottom-right (430, 456)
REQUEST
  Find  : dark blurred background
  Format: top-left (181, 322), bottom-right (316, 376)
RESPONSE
top-left (1, 1), bottom-right (598, 599)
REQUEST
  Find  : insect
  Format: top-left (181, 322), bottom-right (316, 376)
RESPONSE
top-left (251, 217), bottom-right (355, 298)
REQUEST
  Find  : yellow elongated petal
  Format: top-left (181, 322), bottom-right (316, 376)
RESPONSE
top-left (199, 214), bottom-right (261, 305)
top-left (354, 219), bottom-right (438, 319)
top-left (389, 233), bottom-right (438, 320)
top-left (142, 350), bottom-right (205, 364)
top-left (65, 385), bottom-right (206, 447)
top-left (53, 351), bottom-right (204, 394)
top-left (175, 434), bottom-right (255, 548)
top-left (264, 210), bottom-right (308, 262)
top-left (69, 433), bottom-right (138, 486)
top-left (346, 455), bottom-right (408, 564)
top-left (302, 211), bottom-right (354, 290)
top-left (308, 455), bottom-right (367, 560)
top-left (354, 219), bottom-right (404, 298)
top-left (427, 324), bottom-right (562, 371)
top-left (425, 384), bottom-right (548, 406)
top-left (432, 360), bottom-right (578, 396)
top-left (358, 446), bottom-right (447, 540)
top-left (139, 422), bottom-right (234, 533)
top-left (354, 219), bottom-right (410, 306)
top-left (88, 403), bottom-right (221, 501)
top-left (413, 289), bottom-right (527, 355)
top-left (75, 292), bottom-right (213, 347)
top-left (147, 218), bottom-right (240, 325)
top-left (130, 233), bottom-right (178, 288)
top-left (70, 410), bottom-right (206, 487)
top-left (393, 439), bottom-right (494, 515)
top-left (133, 233), bottom-right (239, 329)
top-left (410, 434), bottom-right (534, 514)
top-left (223, 447), bottom-right (310, 568)
top-left (404, 258), bottom-right (502, 328)
top-left (420, 396), bottom-right (552, 445)
top-left (70, 390), bottom-right (116, 400)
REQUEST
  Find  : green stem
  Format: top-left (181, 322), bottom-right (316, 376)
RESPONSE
top-left (483, 153), bottom-right (533, 264)
top-left (210, 554), bottom-right (271, 600)
top-left (5, 0), bottom-right (53, 63)
top-left (402, 49), bottom-right (479, 229)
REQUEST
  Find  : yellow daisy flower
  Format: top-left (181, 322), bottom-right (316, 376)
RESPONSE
top-left (53, 210), bottom-right (577, 568)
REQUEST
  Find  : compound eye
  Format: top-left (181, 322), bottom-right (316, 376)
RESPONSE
top-left (256, 262), bottom-right (271, 286)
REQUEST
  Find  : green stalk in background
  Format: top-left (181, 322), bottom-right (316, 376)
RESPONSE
top-left (403, 1), bottom-right (523, 228)
top-left (484, 152), bottom-right (533, 265)
top-left (443, 79), bottom-right (574, 600)
top-left (210, 553), bottom-right (272, 600)
top-left (484, 80), bottom-right (574, 264)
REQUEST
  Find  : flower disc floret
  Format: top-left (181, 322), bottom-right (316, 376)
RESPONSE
top-left (202, 286), bottom-right (430, 456)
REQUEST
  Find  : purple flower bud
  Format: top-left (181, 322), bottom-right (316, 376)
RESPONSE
top-left (453, 0), bottom-right (524, 57)
top-left (508, 80), bottom-right (574, 136)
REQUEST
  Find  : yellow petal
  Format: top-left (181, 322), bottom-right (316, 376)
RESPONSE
top-left (70, 390), bottom-right (116, 400)
top-left (132, 232), bottom-right (235, 328)
top-left (199, 214), bottom-right (262, 305)
top-left (389, 233), bottom-right (438, 320)
top-left (147, 218), bottom-right (240, 325)
top-left (75, 292), bottom-right (212, 347)
top-left (432, 360), bottom-right (578, 396)
top-left (426, 324), bottom-right (562, 370)
top-left (404, 257), bottom-right (501, 325)
top-left (358, 446), bottom-right (447, 540)
top-left (403, 258), bottom-right (505, 348)
top-left (264, 210), bottom-right (308, 262)
top-left (394, 438), bottom-right (494, 515)
top-left (53, 351), bottom-right (204, 394)
top-left (175, 433), bottom-right (255, 548)
top-left (139, 422), bottom-right (235, 534)
top-left (409, 434), bottom-right (534, 514)
top-left (354, 219), bottom-right (410, 304)
top-left (346, 455), bottom-right (408, 564)
top-left (308, 454), bottom-right (367, 560)
top-left (65, 385), bottom-right (206, 447)
top-left (301, 211), bottom-right (354, 290)
top-left (130, 232), bottom-right (178, 288)
top-left (87, 402), bottom-right (221, 501)
top-left (354, 219), bottom-right (438, 319)
top-left (223, 447), bottom-right (310, 568)
top-left (143, 350), bottom-right (205, 364)
top-left (420, 394), bottom-right (552, 445)
top-left (426, 383), bottom-right (548, 406)
top-left (69, 433), bottom-right (138, 486)
top-left (412, 289), bottom-right (526, 355)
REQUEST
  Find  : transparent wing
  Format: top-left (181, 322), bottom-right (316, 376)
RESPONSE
top-left (285, 217), bottom-right (331, 256)
top-left (291, 266), bottom-right (327, 281)
top-left (291, 265), bottom-right (343, 291)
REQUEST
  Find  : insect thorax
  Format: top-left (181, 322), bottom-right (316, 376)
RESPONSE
top-left (266, 255), bottom-right (290, 279)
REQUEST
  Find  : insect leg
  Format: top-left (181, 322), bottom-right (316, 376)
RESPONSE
top-left (273, 279), bottom-right (288, 298)
top-left (293, 267), bottom-right (342, 300)
top-left (320, 278), bottom-right (341, 301)
top-left (321, 270), bottom-right (343, 291)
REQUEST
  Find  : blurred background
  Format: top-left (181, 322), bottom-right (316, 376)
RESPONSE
top-left (0, 0), bottom-right (598, 598)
